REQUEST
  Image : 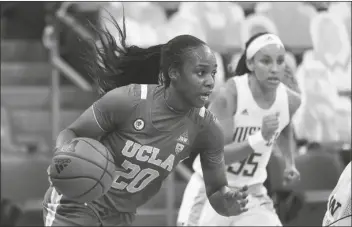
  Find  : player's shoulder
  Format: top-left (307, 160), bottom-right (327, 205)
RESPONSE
top-left (284, 86), bottom-right (302, 116)
top-left (223, 76), bottom-right (238, 97)
top-left (190, 107), bottom-right (224, 150)
top-left (189, 107), bottom-right (219, 130)
top-left (97, 84), bottom-right (153, 112)
top-left (208, 77), bottom-right (240, 117)
top-left (105, 84), bottom-right (156, 101)
top-left (219, 74), bottom-right (250, 103)
top-left (126, 84), bottom-right (158, 99)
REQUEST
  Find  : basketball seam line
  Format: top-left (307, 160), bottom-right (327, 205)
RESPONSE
top-left (50, 158), bottom-right (106, 200)
top-left (71, 146), bottom-right (110, 199)
top-left (72, 139), bottom-right (112, 199)
top-left (49, 176), bottom-right (104, 181)
top-left (53, 138), bottom-right (114, 201)
top-left (79, 138), bottom-right (115, 164)
top-left (79, 138), bottom-right (115, 168)
top-left (74, 151), bottom-right (109, 199)
top-left (54, 152), bottom-right (114, 179)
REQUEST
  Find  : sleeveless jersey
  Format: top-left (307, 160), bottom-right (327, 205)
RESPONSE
top-left (322, 162), bottom-right (351, 226)
top-left (194, 74), bottom-right (290, 187)
top-left (91, 84), bottom-right (220, 213)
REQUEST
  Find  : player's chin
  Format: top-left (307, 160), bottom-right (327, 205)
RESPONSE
top-left (265, 80), bottom-right (280, 89)
top-left (193, 97), bottom-right (208, 108)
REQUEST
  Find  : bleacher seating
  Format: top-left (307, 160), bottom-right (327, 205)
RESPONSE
top-left (255, 2), bottom-right (316, 49)
top-left (328, 2), bottom-right (351, 40)
top-left (292, 9), bottom-right (351, 144)
top-left (161, 9), bottom-right (207, 44)
top-left (176, 2), bottom-right (245, 50)
top-left (240, 13), bottom-right (279, 45)
top-left (310, 12), bottom-right (351, 92)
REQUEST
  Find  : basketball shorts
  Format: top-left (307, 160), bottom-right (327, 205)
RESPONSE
top-left (43, 186), bottom-right (135, 226)
top-left (177, 173), bottom-right (207, 226)
top-left (198, 183), bottom-right (282, 226)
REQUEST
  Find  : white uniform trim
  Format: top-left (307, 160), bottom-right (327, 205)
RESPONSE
top-left (44, 188), bottom-right (63, 226)
top-left (199, 107), bottom-right (206, 118)
top-left (141, 84), bottom-right (148, 100)
top-left (92, 105), bottom-right (108, 132)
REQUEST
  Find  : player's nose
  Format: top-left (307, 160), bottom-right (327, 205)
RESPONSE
top-left (203, 74), bottom-right (215, 89)
top-left (270, 62), bottom-right (280, 73)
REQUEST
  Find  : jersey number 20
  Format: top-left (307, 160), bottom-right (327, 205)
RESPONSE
top-left (228, 152), bottom-right (262, 177)
top-left (111, 160), bottom-right (160, 193)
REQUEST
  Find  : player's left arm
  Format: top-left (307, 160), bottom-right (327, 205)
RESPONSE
top-left (276, 89), bottom-right (302, 168)
top-left (193, 115), bottom-right (248, 216)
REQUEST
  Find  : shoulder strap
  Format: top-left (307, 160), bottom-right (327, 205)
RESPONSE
top-left (140, 84), bottom-right (148, 100)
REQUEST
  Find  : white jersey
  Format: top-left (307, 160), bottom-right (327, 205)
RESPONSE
top-left (193, 74), bottom-right (290, 187)
top-left (322, 162), bottom-right (351, 226)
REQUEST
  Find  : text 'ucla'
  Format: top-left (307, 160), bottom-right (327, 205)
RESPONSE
top-left (121, 140), bottom-right (175, 172)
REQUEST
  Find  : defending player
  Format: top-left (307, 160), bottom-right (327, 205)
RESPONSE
top-left (177, 33), bottom-right (301, 226)
top-left (42, 14), bottom-right (248, 226)
top-left (322, 162), bottom-right (351, 226)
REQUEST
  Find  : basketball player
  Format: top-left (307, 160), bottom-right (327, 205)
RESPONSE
top-left (42, 14), bottom-right (248, 226)
top-left (177, 33), bottom-right (301, 226)
top-left (322, 161), bottom-right (351, 226)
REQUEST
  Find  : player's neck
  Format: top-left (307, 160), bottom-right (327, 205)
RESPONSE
top-left (249, 76), bottom-right (277, 103)
top-left (163, 86), bottom-right (192, 114)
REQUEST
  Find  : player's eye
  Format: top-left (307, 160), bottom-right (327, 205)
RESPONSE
top-left (211, 71), bottom-right (217, 78)
top-left (197, 71), bottom-right (205, 77)
top-left (277, 58), bottom-right (284, 65)
top-left (261, 59), bottom-right (271, 65)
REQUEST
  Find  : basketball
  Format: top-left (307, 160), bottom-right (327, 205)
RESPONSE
top-left (49, 137), bottom-right (115, 203)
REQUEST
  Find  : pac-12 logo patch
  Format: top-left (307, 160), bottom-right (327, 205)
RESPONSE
top-left (175, 143), bottom-right (185, 154)
top-left (133, 118), bottom-right (145, 131)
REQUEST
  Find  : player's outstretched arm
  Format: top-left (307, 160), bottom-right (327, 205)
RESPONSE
top-left (276, 89), bottom-right (301, 166)
top-left (55, 85), bottom-right (137, 149)
top-left (276, 89), bottom-right (302, 185)
top-left (194, 117), bottom-right (248, 217)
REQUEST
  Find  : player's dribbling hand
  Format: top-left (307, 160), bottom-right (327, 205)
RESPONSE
top-left (54, 140), bottom-right (73, 153)
top-left (283, 166), bottom-right (300, 187)
top-left (261, 113), bottom-right (280, 141)
top-left (224, 186), bottom-right (249, 216)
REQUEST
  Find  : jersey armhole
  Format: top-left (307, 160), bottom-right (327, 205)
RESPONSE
top-left (231, 77), bottom-right (239, 116)
top-left (91, 105), bottom-right (109, 132)
top-left (285, 86), bottom-right (301, 120)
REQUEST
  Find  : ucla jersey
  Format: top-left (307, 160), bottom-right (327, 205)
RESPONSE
top-left (194, 74), bottom-right (290, 187)
top-left (91, 84), bottom-right (217, 213)
top-left (323, 162), bottom-right (351, 226)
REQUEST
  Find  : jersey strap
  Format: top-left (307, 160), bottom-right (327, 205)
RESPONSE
top-left (141, 84), bottom-right (148, 100)
top-left (199, 107), bottom-right (205, 118)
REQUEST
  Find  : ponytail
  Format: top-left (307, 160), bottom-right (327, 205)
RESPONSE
top-left (85, 10), bottom-right (163, 96)
top-left (233, 32), bottom-right (270, 77)
top-left (234, 52), bottom-right (250, 76)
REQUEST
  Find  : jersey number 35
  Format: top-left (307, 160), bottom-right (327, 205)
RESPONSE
top-left (227, 152), bottom-right (262, 177)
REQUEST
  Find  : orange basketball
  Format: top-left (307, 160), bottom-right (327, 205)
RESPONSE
top-left (49, 138), bottom-right (115, 203)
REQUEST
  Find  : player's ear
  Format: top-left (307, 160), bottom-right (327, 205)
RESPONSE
top-left (168, 67), bottom-right (180, 82)
top-left (246, 59), bottom-right (254, 71)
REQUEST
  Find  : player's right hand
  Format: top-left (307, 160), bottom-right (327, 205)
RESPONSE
top-left (261, 113), bottom-right (280, 141)
top-left (224, 186), bottom-right (249, 216)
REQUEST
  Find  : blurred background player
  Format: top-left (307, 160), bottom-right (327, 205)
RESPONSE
top-left (177, 33), bottom-right (301, 226)
top-left (42, 14), bottom-right (249, 226)
top-left (322, 161), bottom-right (351, 226)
